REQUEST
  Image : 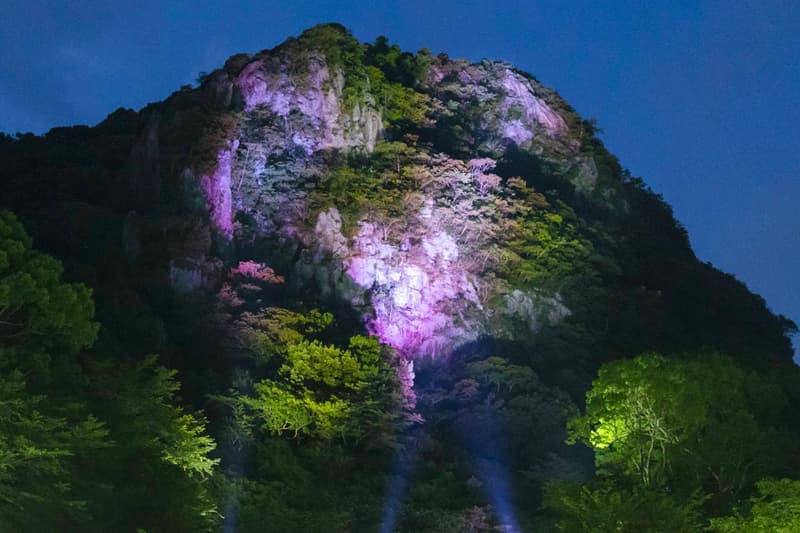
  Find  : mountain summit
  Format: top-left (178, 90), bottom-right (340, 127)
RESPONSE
top-left (140, 23), bottom-right (792, 363)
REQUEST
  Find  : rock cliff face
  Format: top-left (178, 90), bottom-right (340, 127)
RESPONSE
top-left (109, 23), bottom-right (790, 373)
top-left (168, 26), bottom-right (595, 363)
top-left (425, 60), bottom-right (571, 151)
top-left (4, 23), bottom-right (793, 388)
top-left (236, 52), bottom-right (382, 151)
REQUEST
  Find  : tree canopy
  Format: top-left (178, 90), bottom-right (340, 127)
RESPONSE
top-left (0, 211), bottom-right (220, 532)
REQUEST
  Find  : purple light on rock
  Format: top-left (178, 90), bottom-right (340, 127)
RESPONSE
top-left (395, 357), bottom-right (418, 412)
top-left (201, 139), bottom-right (239, 239)
top-left (235, 54), bottom-right (381, 152)
top-left (236, 59), bottom-right (292, 114)
top-left (499, 69), bottom-right (567, 145)
top-left (346, 220), bottom-right (482, 358)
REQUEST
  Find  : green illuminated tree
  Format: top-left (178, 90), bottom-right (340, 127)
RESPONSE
top-left (0, 209), bottom-right (98, 374)
top-left (710, 478), bottom-right (800, 532)
top-left (244, 334), bottom-right (395, 442)
top-left (567, 352), bottom-right (790, 510)
top-left (85, 354), bottom-right (220, 532)
top-left (0, 369), bottom-right (108, 530)
top-left (232, 307), bottom-right (401, 444)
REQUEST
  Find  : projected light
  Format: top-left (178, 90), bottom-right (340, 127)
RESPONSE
top-left (378, 452), bottom-right (415, 533)
top-left (475, 458), bottom-right (523, 533)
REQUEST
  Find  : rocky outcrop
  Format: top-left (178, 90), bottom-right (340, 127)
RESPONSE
top-left (346, 217), bottom-right (483, 357)
top-left (127, 112), bottom-right (161, 210)
top-left (201, 139), bottom-right (239, 239)
top-left (497, 67), bottom-right (568, 142)
top-left (503, 289), bottom-right (571, 333)
top-left (179, 28), bottom-right (592, 363)
top-left (236, 52), bottom-right (382, 153)
top-left (424, 60), bottom-right (574, 156)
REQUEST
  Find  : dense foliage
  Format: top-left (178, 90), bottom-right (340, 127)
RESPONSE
top-left (0, 211), bottom-right (219, 532)
top-left (545, 352), bottom-right (800, 530)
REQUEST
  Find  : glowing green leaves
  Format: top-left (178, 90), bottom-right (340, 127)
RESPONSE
top-left (569, 352), bottom-right (788, 497)
top-left (711, 479), bottom-right (800, 532)
top-left (236, 308), bottom-right (396, 442)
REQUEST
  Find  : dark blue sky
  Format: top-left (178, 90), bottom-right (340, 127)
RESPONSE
top-left (1, 0), bottom-right (797, 359)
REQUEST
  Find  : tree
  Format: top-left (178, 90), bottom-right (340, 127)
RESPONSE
top-left (0, 210), bottom-right (107, 529)
top-left (710, 478), bottom-right (800, 532)
top-left (567, 352), bottom-right (791, 511)
top-left (0, 211), bottom-right (220, 532)
top-left (0, 209), bottom-right (98, 373)
top-left (85, 355), bottom-right (220, 532)
top-left (543, 480), bottom-right (702, 532)
top-left (231, 307), bottom-right (403, 444)
top-left (0, 369), bottom-right (108, 530)
top-left (242, 334), bottom-right (396, 442)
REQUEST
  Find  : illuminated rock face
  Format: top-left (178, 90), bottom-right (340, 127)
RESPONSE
top-left (423, 60), bottom-right (575, 156)
top-left (346, 219), bottom-right (482, 357)
top-left (303, 173), bottom-right (570, 359)
top-left (190, 31), bottom-right (581, 362)
top-left (499, 68), bottom-right (567, 143)
top-left (201, 139), bottom-right (238, 239)
top-left (302, 204), bottom-right (483, 358)
top-left (235, 53), bottom-right (382, 153)
top-left (199, 145), bottom-right (573, 359)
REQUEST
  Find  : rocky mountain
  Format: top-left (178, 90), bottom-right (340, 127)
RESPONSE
top-left (0, 23), bottom-right (796, 533)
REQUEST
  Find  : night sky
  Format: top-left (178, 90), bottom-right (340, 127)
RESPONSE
top-left (1, 0), bottom-right (797, 359)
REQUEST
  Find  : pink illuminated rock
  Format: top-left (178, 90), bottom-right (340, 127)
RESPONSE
top-left (201, 139), bottom-right (239, 239)
top-left (344, 212), bottom-right (483, 358)
top-left (194, 43), bottom-right (579, 371)
top-left (499, 69), bottom-right (567, 142)
top-left (235, 54), bottom-right (382, 153)
top-left (396, 357), bottom-right (420, 417)
top-left (236, 59), bottom-right (292, 115)
top-left (424, 60), bottom-right (575, 156)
